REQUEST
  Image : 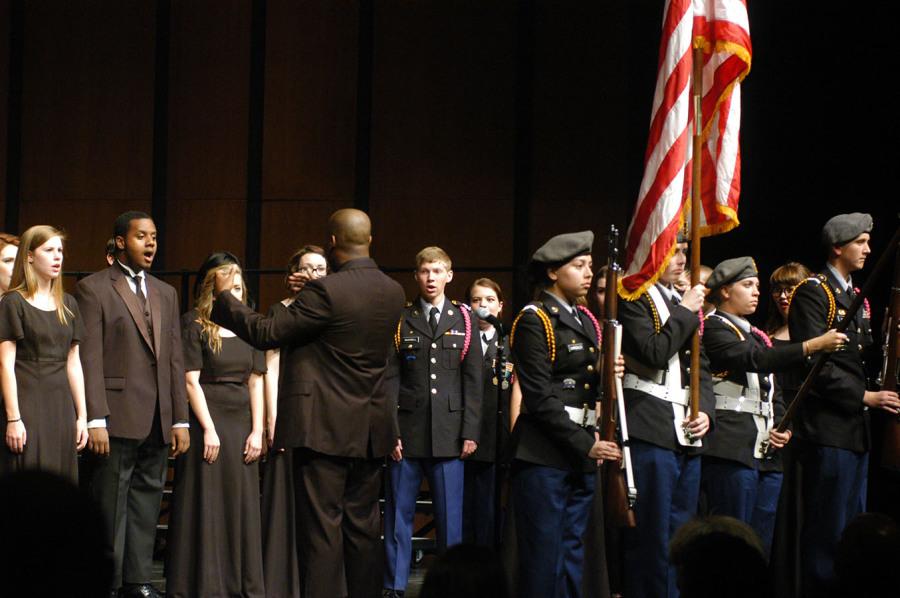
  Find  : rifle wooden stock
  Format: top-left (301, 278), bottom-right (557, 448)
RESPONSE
top-left (879, 239), bottom-right (900, 470)
top-left (768, 223), bottom-right (900, 455)
top-left (600, 235), bottom-right (636, 528)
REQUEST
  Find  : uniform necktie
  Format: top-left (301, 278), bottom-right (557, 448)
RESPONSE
top-left (572, 306), bottom-right (583, 327)
top-left (429, 306), bottom-right (439, 334)
top-left (482, 332), bottom-right (490, 345)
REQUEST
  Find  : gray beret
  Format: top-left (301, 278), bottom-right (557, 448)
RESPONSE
top-left (676, 230), bottom-right (689, 244)
top-left (531, 230), bottom-right (594, 265)
top-left (706, 256), bottom-right (758, 292)
top-left (821, 213), bottom-right (872, 247)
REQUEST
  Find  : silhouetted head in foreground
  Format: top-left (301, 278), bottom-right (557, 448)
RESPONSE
top-left (833, 512), bottom-right (900, 598)
top-left (670, 516), bottom-right (768, 598)
top-left (0, 470), bottom-right (113, 597)
top-left (420, 544), bottom-right (509, 598)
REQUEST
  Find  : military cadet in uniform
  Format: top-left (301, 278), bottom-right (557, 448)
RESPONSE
top-left (787, 213), bottom-right (900, 596)
top-left (701, 257), bottom-right (845, 558)
top-left (383, 246), bottom-right (483, 598)
top-left (617, 235), bottom-right (714, 598)
top-left (463, 277), bottom-right (514, 547)
top-left (509, 231), bottom-right (621, 598)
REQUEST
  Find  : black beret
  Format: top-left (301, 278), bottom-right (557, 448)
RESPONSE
top-left (531, 230), bottom-right (594, 265)
top-left (821, 213), bottom-right (872, 247)
top-left (706, 256), bottom-right (758, 292)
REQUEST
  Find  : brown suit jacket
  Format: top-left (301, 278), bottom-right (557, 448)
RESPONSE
top-left (76, 264), bottom-right (189, 442)
top-left (211, 257), bottom-right (405, 458)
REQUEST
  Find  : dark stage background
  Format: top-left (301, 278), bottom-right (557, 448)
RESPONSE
top-left (0, 1), bottom-right (897, 510)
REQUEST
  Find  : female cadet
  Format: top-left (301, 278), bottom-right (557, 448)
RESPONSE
top-left (701, 257), bottom-right (845, 556)
top-left (464, 277), bottom-right (515, 547)
top-left (509, 230), bottom-right (621, 598)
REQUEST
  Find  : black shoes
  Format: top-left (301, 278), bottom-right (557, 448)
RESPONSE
top-left (119, 584), bottom-right (163, 598)
top-left (382, 590), bottom-right (405, 598)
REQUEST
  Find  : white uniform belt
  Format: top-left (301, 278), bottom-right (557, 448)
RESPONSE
top-left (623, 355), bottom-right (666, 385)
top-left (622, 373), bottom-right (689, 406)
top-left (714, 379), bottom-right (760, 401)
top-left (564, 405), bottom-right (596, 428)
top-left (715, 396), bottom-right (772, 418)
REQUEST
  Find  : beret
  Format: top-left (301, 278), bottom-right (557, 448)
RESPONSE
top-left (531, 230), bottom-right (594, 265)
top-left (821, 213), bottom-right (872, 247)
top-left (706, 256), bottom-right (758, 292)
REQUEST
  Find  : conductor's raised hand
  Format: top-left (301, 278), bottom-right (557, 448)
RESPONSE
top-left (213, 264), bottom-right (239, 296)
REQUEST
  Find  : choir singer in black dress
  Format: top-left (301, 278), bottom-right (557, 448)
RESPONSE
top-left (166, 252), bottom-right (266, 598)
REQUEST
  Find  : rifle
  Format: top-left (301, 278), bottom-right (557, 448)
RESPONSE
top-left (763, 222), bottom-right (900, 457)
top-left (600, 225), bottom-right (637, 527)
top-left (879, 233), bottom-right (900, 470)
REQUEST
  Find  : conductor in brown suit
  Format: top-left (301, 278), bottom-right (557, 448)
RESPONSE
top-left (76, 211), bottom-right (191, 598)
top-left (211, 208), bottom-right (405, 598)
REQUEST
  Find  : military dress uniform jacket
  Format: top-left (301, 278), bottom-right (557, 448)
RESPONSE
top-left (702, 311), bottom-right (804, 470)
top-left (618, 286), bottom-right (715, 454)
top-left (787, 268), bottom-right (873, 453)
top-left (469, 336), bottom-right (512, 463)
top-left (393, 300), bottom-right (484, 459)
top-left (509, 292), bottom-right (601, 473)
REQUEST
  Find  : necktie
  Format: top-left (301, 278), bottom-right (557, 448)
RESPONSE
top-left (132, 274), bottom-right (146, 309)
top-left (132, 273), bottom-right (153, 339)
top-left (572, 306), bottom-right (583, 327)
top-left (429, 306), bottom-right (439, 334)
top-left (482, 332), bottom-right (490, 345)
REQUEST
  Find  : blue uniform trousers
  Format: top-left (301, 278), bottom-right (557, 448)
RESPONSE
top-left (463, 460), bottom-right (497, 546)
top-left (799, 444), bottom-right (867, 597)
top-left (702, 457), bottom-right (783, 557)
top-left (383, 457), bottom-right (464, 591)
top-left (511, 463), bottom-right (595, 598)
top-left (624, 439), bottom-right (701, 598)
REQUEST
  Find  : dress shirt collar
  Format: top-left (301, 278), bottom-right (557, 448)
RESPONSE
top-left (826, 263), bottom-right (852, 292)
top-left (420, 296), bottom-right (446, 318)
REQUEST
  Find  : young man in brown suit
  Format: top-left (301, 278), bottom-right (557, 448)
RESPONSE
top-left (76, 211), bottom-right (190, 598)
top-left (211, 208), bottom-right (406, 598)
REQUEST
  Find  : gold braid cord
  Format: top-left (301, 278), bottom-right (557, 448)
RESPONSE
top-left (393, 318), bottom-right (403, 353)
top-left (510, 305), bottom-right (556, 363)
top-left (789, 277), bottom-right (836, 329)
top-left (645, 293), bottom-right (661, 334)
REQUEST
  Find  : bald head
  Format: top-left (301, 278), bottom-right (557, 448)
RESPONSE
top-left (328, 209), bottom-right (372, 261)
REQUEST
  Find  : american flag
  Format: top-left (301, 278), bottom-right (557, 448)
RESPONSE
top-left (620, 0), bottom-right (751, 299)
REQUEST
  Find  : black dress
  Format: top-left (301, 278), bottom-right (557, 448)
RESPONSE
top-left (0, 292), bottom-right (83, 484)
top-left (260, 301), bottom-right (301, 598)
top-left (166, 311), bottom-right (267, 598)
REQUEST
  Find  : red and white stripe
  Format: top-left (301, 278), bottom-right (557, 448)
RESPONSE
top-left (620, 0), bottom-right (751, 300)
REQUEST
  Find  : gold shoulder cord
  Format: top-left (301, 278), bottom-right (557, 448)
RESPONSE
top-left (510, 305), bottom-right (556, 363)
top-left (789, 278), bottom-right (836, 329)
top-left (645, 293), bottom-right (661, 334)
top-left (393, 318), bottom-right (403, 353)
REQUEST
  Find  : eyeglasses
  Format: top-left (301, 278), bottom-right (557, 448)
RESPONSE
top-left (295, 266), bottom-right (327, 276)
top-left (770, 286), bottom-right (790, 297)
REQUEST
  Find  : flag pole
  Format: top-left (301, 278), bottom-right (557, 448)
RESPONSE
top-left (689, 45), bottom-right (703, 423)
